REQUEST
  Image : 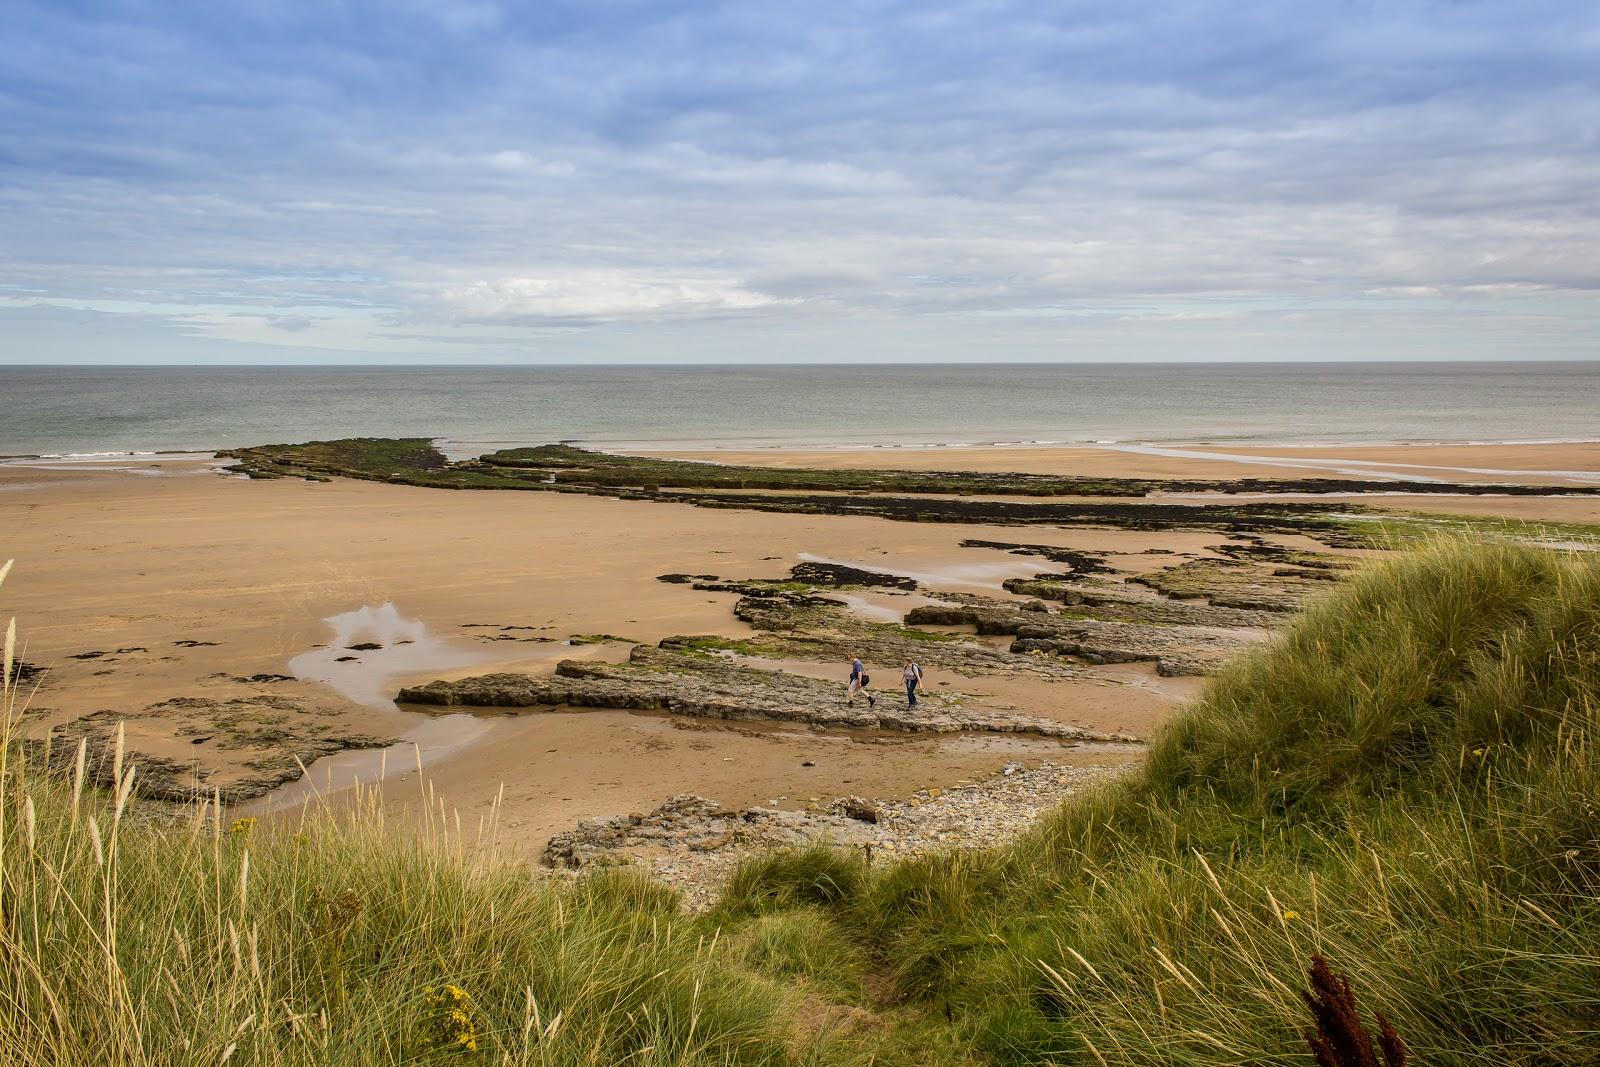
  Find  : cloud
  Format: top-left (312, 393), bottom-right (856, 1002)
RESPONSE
top-left (1, 0), bottom-right (1598, 362)
top-left (440, 272), bottom-right (782, 323)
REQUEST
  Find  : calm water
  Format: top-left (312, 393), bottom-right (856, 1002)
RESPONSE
top-left (2, 363), bottom-right (1597, 457)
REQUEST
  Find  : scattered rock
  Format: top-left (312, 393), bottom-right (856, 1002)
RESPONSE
top-left (345, 642), bottom-right (383, 651)
top-left (542, 759), bottom-right (1136, 910)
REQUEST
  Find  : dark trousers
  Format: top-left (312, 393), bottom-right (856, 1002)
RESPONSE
top-left (906, 679), bottom-right (918, 706)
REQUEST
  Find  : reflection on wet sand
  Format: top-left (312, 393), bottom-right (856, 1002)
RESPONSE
top-left (287, 602), bottom-right (494, 710)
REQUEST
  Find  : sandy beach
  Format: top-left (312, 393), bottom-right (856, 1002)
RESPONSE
top-left (4, 439), bottom-right (1596, 859)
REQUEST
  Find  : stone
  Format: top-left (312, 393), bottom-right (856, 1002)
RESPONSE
top-left (833, 796), bottom-right (880, 823)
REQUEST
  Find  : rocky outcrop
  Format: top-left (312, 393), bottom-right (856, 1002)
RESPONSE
top-left (904, 600), bottom-right (1259, 676)
top-left (998, 578), bottom-right (1285, 629)
top-left (789, 561), bottom-right (918, 589)
top-left (398, 646), bottom-right (1138, 741)
top-left (39, 695), bottom-right (389, 802)
top-left (1128, 558), bottom-right (1337, 612)
top-left (959, 539), bottom-right (1116, 576)
top-left (722, 596), bottom-right (1093, 680)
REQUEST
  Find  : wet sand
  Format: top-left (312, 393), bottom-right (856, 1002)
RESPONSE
top-left (4, 441), bottom-right (1593, 854)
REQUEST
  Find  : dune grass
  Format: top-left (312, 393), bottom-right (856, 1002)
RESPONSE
top-left (0, 559), bottom-right (857, 1066)
top-left (4, 538), bottom-right (1599, 1064)
top-left (725, 537), bottom-right (1600, 1063)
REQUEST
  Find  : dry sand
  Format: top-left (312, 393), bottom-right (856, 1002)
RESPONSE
top-left (3, 440), bottom-right (1593, 854)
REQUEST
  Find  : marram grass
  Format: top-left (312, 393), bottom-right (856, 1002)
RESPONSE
top-left (4, 537), bottom-right (1600, 1066)
top-left (0, 560), bottom-right (849, 1066)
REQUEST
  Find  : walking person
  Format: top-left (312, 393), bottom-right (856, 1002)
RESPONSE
top-left (902, 657), bottom-right (924, 708)
top-left (846, 653), bottom-right (875, 707)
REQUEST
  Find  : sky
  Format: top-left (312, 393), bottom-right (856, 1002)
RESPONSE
top-left (2, 1), bottom-right (1599, 365)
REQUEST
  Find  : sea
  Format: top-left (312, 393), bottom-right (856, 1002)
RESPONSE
top-left (1, 362), bottom-right (1597, 458)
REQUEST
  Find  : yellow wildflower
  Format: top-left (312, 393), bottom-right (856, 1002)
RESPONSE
top-left (421, 982), bottom-right (481, 1054)
top-left (227, 817), bottom-right (258, 837)
top-left (1283, 910), bottom-right (1300, 921)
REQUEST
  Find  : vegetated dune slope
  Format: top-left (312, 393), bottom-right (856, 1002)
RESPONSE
top-left (2, 537), bottom-right (1596, 1065)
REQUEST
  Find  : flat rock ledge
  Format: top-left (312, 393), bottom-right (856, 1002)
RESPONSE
top-left (540, 758), bottom-right (1137, 911)
top-left (905, 601), bottom-right (1259, 676)
top-left (397, 650), bottom-right (1139, 742)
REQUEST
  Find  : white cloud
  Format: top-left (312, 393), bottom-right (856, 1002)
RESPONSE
top-left (440, 272), bottom-right (784, 322)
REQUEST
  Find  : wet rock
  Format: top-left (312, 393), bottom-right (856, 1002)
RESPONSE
top-left (789, 561), bottom-right (917, 589)
top-left (1020, 599), bottom-right (1051, 612)
top-left (173, 639), bottom-right (220, 648)
top-left (345, 642), bottom-right (383, 651)
top-left (960, 539), bottom-right (1116, 576)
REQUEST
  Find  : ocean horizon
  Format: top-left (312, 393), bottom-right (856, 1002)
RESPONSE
top-left (4, 360), bottom-right (1598, 458)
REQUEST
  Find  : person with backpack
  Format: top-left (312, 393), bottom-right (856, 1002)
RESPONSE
top-left (902, 657), bottom-right (924, 708)
top-left (847, 654), bottom-right (875, 707)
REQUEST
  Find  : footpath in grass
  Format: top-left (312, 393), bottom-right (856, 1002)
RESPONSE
top-left (3, 538), bottom-right (1598, 1064)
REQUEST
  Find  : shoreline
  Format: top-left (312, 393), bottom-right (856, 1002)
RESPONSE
top-left (11, 433), bottom-right (1600, 463)
top-left (10, 438), bottom-right (1600, 493)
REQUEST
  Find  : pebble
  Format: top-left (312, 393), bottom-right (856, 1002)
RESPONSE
top-left (539, 759), bottom-right (1136, 911)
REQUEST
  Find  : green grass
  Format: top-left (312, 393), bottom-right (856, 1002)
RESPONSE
top-left (754, 537), bottom-right (1600, 1064)
top-left (1340, 509), bottom-right (1600, 549)
top-left (5, 538), bottom-right (1599, 1065)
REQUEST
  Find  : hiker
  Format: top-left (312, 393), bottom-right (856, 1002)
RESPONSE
top-left (902, 657), bottom-right (924, 707)
top-left (847, 654), bottom-right (875, 707)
